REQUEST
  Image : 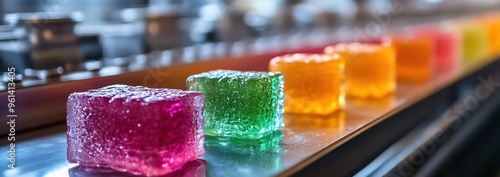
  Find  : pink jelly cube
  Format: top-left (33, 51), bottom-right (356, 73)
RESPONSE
top-left (66, 85), bottom-right (205, 176)
top-left (413, 26), bottom-right (461, 72)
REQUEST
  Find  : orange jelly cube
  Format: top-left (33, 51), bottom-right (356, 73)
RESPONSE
top-left (383, 35), bottom-right (434, 83)
top-left (269, 54), bottom-right (344, 115)
top-left (325, 43), bottom-right (396, 98)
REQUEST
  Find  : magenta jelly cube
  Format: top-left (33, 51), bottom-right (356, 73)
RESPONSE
top-left (66, 85), bottom-right (205, 176)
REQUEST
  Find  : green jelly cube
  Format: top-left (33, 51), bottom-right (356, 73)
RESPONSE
top-left (186, 70), bottom-right (284, 139)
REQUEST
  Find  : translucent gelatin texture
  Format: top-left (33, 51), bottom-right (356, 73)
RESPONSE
top-left (269, 54), bottom-right (344, 115)
top-left (414, 26), bottom-right (462, 72)
top-left (384, 35), bottom-right (434, 83)
top-left (66, 85), bottom-right (205, 176)
top-left (325, 43), bottom-right (396, 98)
top-left (446, 22), bottom-right (489, 63)
top-left (186, 70), bottom-right (284, 139)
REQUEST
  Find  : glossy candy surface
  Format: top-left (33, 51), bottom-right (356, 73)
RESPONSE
top-left (66, 85), bottom-right (205, 176)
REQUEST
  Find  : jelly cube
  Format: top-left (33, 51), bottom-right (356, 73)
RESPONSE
top-left (285, 111), bottom-right (345, 129)
top-left (68, 160), bottom-right (206, 177)
top-left (269, 54), bottom-right (344, 115)
top-left (445, 22), bottom-right (489, 63)
top-left (66, 85), bottom-right (205, 176)
top-left (413, 26), bottom-right (462, 72)
top-left (475, 16), bottom-right (500, 57)
top-left (325, 43), bottom-right (396, 98)
top-left (186, 70), bottom-right (284, 139)
top-left (383, 35), bottom-right (434, 83)
top-left (204, 131), bottom-right (283, 177)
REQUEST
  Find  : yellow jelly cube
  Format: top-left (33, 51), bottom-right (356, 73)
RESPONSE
top-left (476, 15), bottom-right (500, 57)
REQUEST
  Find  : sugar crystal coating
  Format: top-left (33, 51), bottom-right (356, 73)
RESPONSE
top-left (66, 84), bottom-right (205, 176)
top-left (186, 70), bottom-right (284, 139)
